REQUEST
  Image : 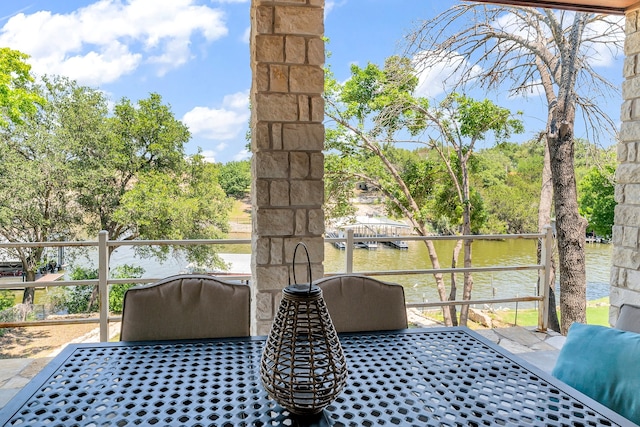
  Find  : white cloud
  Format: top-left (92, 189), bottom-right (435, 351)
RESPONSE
top-left (242, 26), bottom-right (250, 44)
top-left (184, 107), bottom-right (246, 139)
top-left (193, 141), bottom-right (247, 164)
top-left (0, 0), bottom-right (228, 85)
top-left (413, 51), bottom-right (482, 98)
top-left (222, 91), bottom-right (250, 110)
top-left (55, 44), bottom-right (142, 85)
top-left (182, 90), bottom-right (250, 140)
top-left (233, 149), bottom-right (251, 161)
top-left (199, 150), bottom-right (217, 163)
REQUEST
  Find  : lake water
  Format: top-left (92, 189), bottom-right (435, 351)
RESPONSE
top-left (86, 234), bottom-right (612, 309)
top-left (324, 238), bottom-right (612, 307)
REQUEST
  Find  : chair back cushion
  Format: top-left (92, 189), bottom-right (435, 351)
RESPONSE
top-left (120, 274), bottom-right (250, 341)
top-left (315, 275), bottom-right (407, 333)
top-left (615, 303), bottom-right (640, 333)
top-left (552, 323), bottom-right (640, 425)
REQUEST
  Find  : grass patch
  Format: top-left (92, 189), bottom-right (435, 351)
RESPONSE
top-left (419, 297), bottom-right (611, 328)
top-left (492, 297), bottom-right (610, 327)
top-left (230, 199), bottom-right (251, 224)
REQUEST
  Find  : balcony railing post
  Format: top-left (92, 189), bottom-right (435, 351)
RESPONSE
top-left (346, 229), bottom-right (354, 274)
top-left (538, 225), bottom-right (553, 332)
top-left (98, 230), bottom-right (109, 342)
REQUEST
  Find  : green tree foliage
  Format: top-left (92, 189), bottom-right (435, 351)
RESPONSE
top-left (71, 92), bottom-right (189, 240)
top-left (0, 290), bottom-right (14, 311)
top-left (474, 141), bottom-right (544, 234)
top-left (0, 76), bottom-right (232, 302)
top-left (69, 92), bottom-right (232, 268)
top-left (324, 154), bottom-right (360, 221)
top-left (60, 265), bottom-right (144, 314)
top-left (62, 267), bottom-right (99, 314)
top-left (0, 76), bottom-right (85, 302)
top-left (108, 265), bottom-right (145, 314)
top-left (579, 164), bottom-right (615, 238)
top-left (114, 155), bottom-right (231, 266)
top-left (219, 160), bottom-right (251, 198)
top-left (0, 48), bottom-right (44, 127)
top-left (324, 57), bottom-right (522, 326)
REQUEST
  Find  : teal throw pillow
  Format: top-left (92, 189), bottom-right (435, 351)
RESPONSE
top-left (552, 322), bottom-right (640, 425)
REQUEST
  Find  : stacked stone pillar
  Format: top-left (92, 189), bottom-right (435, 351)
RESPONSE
top-left (249, 0), bottom-right (325, 335)
top-left (611, 10), bottom-right (640, 324)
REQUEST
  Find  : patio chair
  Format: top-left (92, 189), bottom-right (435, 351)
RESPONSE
top-left (615, 303), bottom-right (640, 333)
top-left (120, 274), bottom-right (250, 341)
top-left (315, 274), bottom-right (408, 333)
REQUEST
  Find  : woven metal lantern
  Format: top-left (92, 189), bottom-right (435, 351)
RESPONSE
top-left (260, 242), bottom-right (348, 418)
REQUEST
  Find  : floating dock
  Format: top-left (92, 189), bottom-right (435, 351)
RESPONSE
top-left (327, 216), bottom-right (410, 250)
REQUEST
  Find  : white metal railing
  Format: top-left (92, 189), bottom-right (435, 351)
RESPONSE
top-left (0, 226), bottom-right (554, 340)
top-left (326, 227), bottom-right (553, 332)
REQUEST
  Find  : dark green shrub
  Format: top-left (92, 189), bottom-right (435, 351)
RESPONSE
top-left (0, 290), bottom-right (15, 311)
top-left (58, 265), bottom-right (144, 314)
top-left (0, 290), bottom-right (18, 334)
top-left (109, 265), bottom-right (145, 314)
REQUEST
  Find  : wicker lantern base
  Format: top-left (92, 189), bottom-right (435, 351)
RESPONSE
top-left (260, 243), bottom-right (348, 417)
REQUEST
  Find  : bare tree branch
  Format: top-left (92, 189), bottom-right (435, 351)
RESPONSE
top-left (404, 4), bottom-right (622, 143)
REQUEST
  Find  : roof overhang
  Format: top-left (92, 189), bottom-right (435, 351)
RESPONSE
top-left (466, 0), bottom-right (640, 15)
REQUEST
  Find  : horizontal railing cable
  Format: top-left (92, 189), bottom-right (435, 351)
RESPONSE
top-left (0, 226), bottom-right (553, 337)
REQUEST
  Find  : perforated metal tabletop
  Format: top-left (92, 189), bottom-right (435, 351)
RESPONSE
top-left (0, 327), bottom-right (633, 426)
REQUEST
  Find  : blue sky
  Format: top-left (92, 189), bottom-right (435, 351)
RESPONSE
top-left (0, 0), bottom-right (625, 163)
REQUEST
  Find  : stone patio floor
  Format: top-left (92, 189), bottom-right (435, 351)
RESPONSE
top-left (0, 312), bottom-right (566, 411)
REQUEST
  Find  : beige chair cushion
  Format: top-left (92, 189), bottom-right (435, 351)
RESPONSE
top-left (315, 274), bottom-right (408, 333)
top-left (615, 303), bottom-right (640, 333)
top-left (120, 274), bottom-right (250, 341)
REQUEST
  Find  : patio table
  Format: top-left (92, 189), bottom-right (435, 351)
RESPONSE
top-left (0, 327), bottom-right (633, 426)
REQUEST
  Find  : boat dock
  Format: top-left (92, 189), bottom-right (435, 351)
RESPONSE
top-left (384, 240), bottom-right (409, 250)
top-left (327, 216), bottom-right (410, 250)
top-left (326, 231), bottom-right (347, 249)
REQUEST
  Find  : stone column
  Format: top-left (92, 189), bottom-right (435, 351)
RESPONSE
top-left (611, 10), bottom-right (640, 324)
top-left (249, 0), bottom-right (325, 335)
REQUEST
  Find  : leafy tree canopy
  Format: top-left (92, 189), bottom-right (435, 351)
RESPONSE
top-left (0, 75), bottom-right (85, 296)
top-left (0, 76), bottom-right (234, 304)
top-left (219, 160), bottom-right (251, 199)
top-left (0, 48), bottom-right (44, 127)
top-left (579, 162), bottom-right (616, 238)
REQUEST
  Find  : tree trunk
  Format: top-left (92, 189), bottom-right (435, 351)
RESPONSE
top-left (548, 112), bottom-right (587, 335)
top-left (547, 287), bottom-right (560, 332)
top-left (538, 140), bottom-right (560, 332)
top-left (459, 161), bottom-right (473, 327)
top-left (459, 239), bottom-right (473, 326)
top-left (88, 286), bottom-right (99, 312)
top-left (449, 239), bottom-right (462, 326)
top-left (21, 251), bottom-right (42, 305)
top-left (421, 239), bottom-right (453, 326)
top-left (22, 270), bottom-right (36, 305)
